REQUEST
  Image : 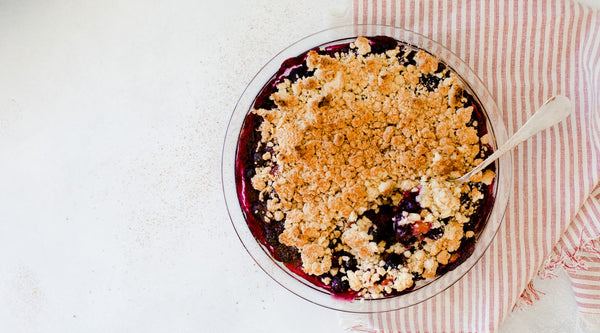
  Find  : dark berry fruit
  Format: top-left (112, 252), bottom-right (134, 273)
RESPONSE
top-left (419, 74), bottom-right (441, 91)
top-left (341, 255), bottom-right (358, 271)
top-left (332, 251), bottom-right (358, 271)
top-left (398, 191), bottom-right (421, 213)
top-left (435, 62), bottom-right (446, 73)
top-left (264, 227), bottom-right (278, 246)
top-left (383, 253), bottom-right (406, 269)
top-left (399, 50), bottom-right (417, 66)
top-left (393, 223), bottom-right (413, 244)
top-left (330, 275), bottom-right (350, 293)
top-left (244, 167), bottom-right (256, 179)
top-left (364, 205), bottom-right (397, 245)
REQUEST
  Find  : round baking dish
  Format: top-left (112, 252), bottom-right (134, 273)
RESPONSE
top-left (222, 24), bottom-right (511, 313)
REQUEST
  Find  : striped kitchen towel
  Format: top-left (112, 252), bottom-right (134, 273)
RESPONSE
top-left (347, 0), bottom-right (600, 332)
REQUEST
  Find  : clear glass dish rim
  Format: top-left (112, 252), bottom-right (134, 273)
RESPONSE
top-left (221, 24), bottom-right (512, 313)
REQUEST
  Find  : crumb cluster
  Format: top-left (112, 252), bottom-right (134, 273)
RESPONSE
top-left (248, 37), bottom-right (495, 297)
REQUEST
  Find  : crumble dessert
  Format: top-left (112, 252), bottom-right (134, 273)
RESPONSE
top-left (236, 36), bottom-right (496, 299)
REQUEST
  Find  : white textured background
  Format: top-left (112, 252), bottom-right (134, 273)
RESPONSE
top-left (0, 0), bottom-right (597, 332)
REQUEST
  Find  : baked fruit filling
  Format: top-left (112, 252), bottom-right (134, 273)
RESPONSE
top-left (236, 36), bottom-right (496, 298)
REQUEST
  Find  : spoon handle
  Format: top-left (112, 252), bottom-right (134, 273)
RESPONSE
top-left (456, 95), bottom-right (572, 183)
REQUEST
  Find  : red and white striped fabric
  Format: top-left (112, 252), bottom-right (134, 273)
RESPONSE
top-left (348, 0), bottom-right (600, 332)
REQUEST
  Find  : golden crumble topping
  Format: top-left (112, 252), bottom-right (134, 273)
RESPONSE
top-left (248, 37), bottom-right (495, 298)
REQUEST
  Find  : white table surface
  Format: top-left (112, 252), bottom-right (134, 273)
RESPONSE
top-left (1, 0), bottom-right (598, 332)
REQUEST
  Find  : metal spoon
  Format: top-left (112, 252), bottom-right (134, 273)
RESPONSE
top-left (452, 95), bottom-right (572, 184)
